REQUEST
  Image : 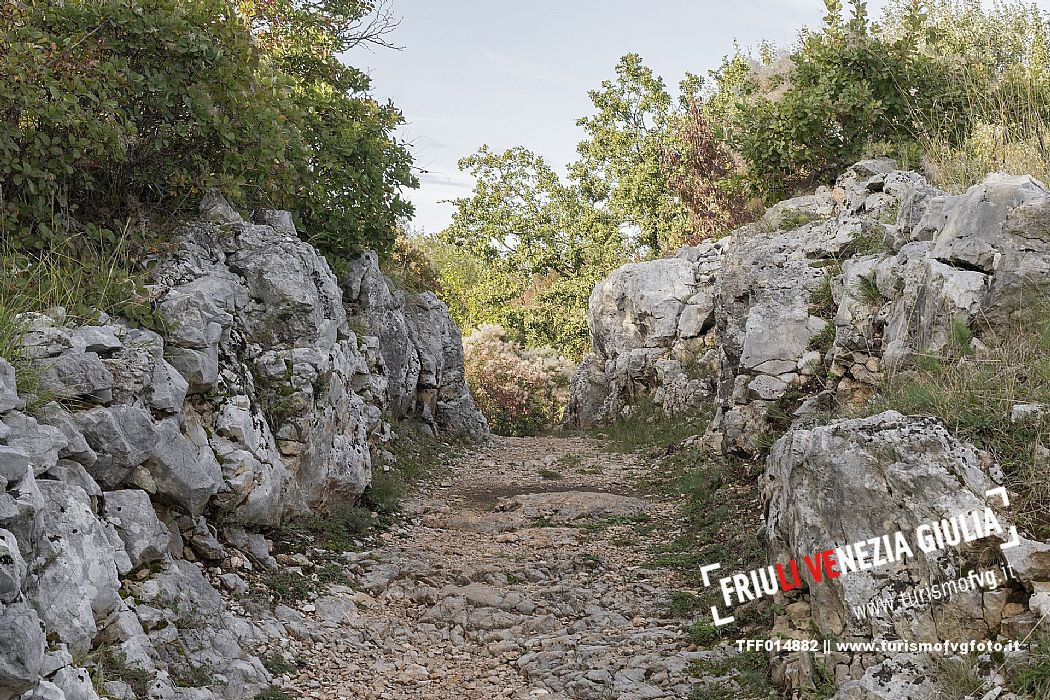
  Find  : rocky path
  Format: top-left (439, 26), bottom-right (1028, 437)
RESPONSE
top-left (263, 436), bottom-right (715, 699)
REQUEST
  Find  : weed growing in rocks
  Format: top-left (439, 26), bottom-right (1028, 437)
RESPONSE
top-left (855, 272), bottom-right (885, 307)
top-left (929, 656), bottom-right (989, 699)
top-left (260, 653), bottom-right (301, 676)
top-left (867, 319), bottom-right (1050, 537)
top-left (843, 225), bottom-right (890, 257)
top-left (1008, 633), bottom-right (1050, 698)
top-left (557, 453), bottom-right (583, 468)
top-left (688, 651), bottom-right (775, 698)
top-left (254, 688), bottom-right (294, 700)
top-left (589, 399), bottom-right (709, 454)
top-left (808, 266), bottom-right (841, 321)
top-left (87, 648), bottom-right (153, 698)
top-left (633, 442), bottom-right (769, 650)
top-left (259, 421), bottom-right (459, 603)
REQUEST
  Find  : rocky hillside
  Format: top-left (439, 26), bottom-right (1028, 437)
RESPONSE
top-left (566, 159), bottom-right (1050, 697)
top-left (0, 194), bottom-right (486, 700)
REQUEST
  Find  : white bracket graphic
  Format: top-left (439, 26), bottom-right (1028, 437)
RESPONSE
top-left (1000, 526), bottom-right (1021, 550)
top-left (699, 563), bottom-right (735, 626)
top-left (986, 486), bottom-right (1010, 508)
top-left (987, 487), bottom-right (1021, 549)
top-left (700, 563), bottom-right (722, 587)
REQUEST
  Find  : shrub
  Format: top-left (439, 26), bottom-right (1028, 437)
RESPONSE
top-left (463, 324), bottom-right (573, 436)
top-left (702, 0), bottom-right (1050, 200)
top-left (1009, 633), bottom-right (1050, 698)
top-left (381, 234), bottom-right (443, 295)
top-left (0, 0), bottom-right (415, 261)
top-left (661, 98), bottom-right (757, 241)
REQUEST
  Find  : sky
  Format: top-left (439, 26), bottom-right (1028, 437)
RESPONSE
top-left (354, 1), bottom-right (1045, 234)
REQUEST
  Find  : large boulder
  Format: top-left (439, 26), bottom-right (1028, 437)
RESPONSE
top-left (340, 251), bottom-right (487, 437)
top-left (763, 412), bottom-right (1028, 693)
top-left (101, 490), bottom-right (171, 568)
top-left (74, 405), bottom-right (154, 488)
top-left (28, 481), bottom-right (123, 653)
top-left (141, 418), bottom-right (222, 517)
top-left (589, 257), bottom-right (701, 357)
top-left (34, 350), bottom-right (114, 404)
top-left (0, 604), bottom-right (45, 700)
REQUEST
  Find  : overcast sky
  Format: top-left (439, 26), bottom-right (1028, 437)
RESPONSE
top-left (356, 1), bottom-right (1050, 234)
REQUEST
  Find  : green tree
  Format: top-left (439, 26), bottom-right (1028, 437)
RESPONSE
top-left (0, 0), bottom-right (416, 260)
top-left (440, 146), bottom-right (623, 357)
top-left (571, 53), bottom-right (692, 254)
top-left (242, 0), bottom-right (417, 258)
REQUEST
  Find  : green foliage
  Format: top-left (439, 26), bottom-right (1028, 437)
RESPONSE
top-left (844, 226), bottom-right (889, 257)
top-left (255, 688), bottom-right (294, 700)
top-left (1, 0), bottom-right (415, 261)
top-left (704, 0), bottom-right (1050, 199)
top-left (440, 55), bottom-right (745, 358)
top-left (278, 501), bottom-right (378, 553)
top-left (809, 270), bottom-right (840, 320)
top-left (0, 230), bottom-right (165, 409)
top-left (572, 53), bottom-right (693, 254)
top-left (855, 272), bottom-right (885, 306)
top-left (88, 648), bottom-right (153, 698)
top-left (260, 654), bottom-right (300, 677)
top-left (441, 146), bottom-right (624, 358)
top-left (364, 422), bottom-right (451, 513)
top-left (689, 650), bottom-right (775, 699)
top-left (665, 590), bottom-right (703, 618)
top-left (587, 398), bottom-right (709, 454)
top-left (930, 656), bottom-right (989, 699)
top-left (381, 234), bottom-right (443, 294)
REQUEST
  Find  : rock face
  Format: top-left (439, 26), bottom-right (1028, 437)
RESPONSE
top-left (339, 252), bottom-right (488, 439)
top-left (0, 194), bottom-right (486, 699)
top-left (567, 161), bottom-right (1050, 697)
top-left (567, 161), bottom-right (1050, 455)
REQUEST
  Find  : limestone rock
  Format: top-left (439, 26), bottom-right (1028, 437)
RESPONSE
top-left (589, 258), bottom-right (699, 357)
top-left (142, 418), bottom-right (222, 517)
top-left (102, 490), bottom-right (171, 568)
top-left (764, 412), bottom-right (1008, 691)
top-left (28, 481), bottom-right (123, 653)
top-left (1, 413), bottom-right (67, 476)
top-left (37, 404), bottom-right (96, 468)
top-left (0, 528), bottom-right (26, 603)
top-left (0, 359), bottom-right (17, 414)
top-left (50, 667), bottom-right (100, 700)
top-left (0, 605), bottom-right (45, 700)
top-left (70, 326), bottom-right (122, 355)
top-left (74, 405), bottom-right (154, 488)
top-left (34, 350), bottom-right (114, 404)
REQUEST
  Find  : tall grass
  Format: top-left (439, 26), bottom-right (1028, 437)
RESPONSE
top-left (865, 316), bottom-right (1050, 539)
top-left (915, 72), bottom-right (1050, 191)
top-left (888, 1), bottom-right (1050, 191)
top-left (0, 225), bottom-right (161, 406)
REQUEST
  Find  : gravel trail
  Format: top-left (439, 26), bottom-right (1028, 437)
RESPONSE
top-left (263, 435), bottom-right (720, 699)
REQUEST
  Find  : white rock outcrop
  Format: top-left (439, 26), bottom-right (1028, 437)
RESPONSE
top-left (0, 194), bottom-right (487, 699)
